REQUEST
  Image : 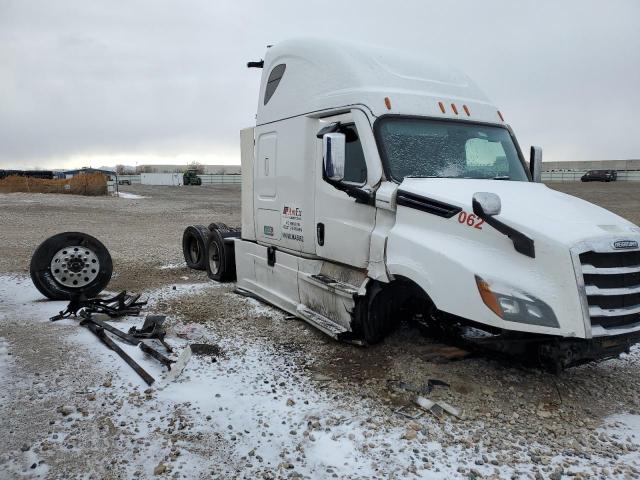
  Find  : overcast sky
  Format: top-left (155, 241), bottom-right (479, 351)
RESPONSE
top-left (1, 0), bottom-right (639, 169)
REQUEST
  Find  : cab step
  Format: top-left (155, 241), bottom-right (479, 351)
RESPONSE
top-left (296, 304), bottom-right (349, 339)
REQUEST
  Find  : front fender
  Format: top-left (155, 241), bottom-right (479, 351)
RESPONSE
top-left (385, 206), bottom-right (588, 338)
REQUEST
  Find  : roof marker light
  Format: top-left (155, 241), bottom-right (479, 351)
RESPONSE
top-left (463, 105), bottom-right (471, 116)
top-left (384, 97), bottom-right (392, 110)
top-left (438, 102), bottom-right (446, 113)
top-left (497, 110), bottom-right (505, 122)
top-left (451, 103), bottom-right (458, 115)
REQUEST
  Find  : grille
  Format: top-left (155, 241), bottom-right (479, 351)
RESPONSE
top-left (579, 250), bottom-right (640, 329)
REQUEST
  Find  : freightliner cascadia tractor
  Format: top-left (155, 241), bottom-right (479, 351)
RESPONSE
top-left (189, 38), bottom-right (640, 371)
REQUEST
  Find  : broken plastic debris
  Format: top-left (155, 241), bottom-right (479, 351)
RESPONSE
top-left (415, 396), bottom-right (463, 419)
top-left (415, 396), bottom-right (444, 418)
top-left (436, 400), bottom-right (463, 419)
top-left (164, 346), bottom-right (192, 382)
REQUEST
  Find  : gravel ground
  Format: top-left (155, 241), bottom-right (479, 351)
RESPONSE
top-left (1, 182), bottom-right (640, 479)
top-left (0, 185), bottom-right (239, 291)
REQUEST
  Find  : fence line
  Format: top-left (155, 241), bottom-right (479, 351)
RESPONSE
top-left (117, 174), bottom-right (241, 185)
top-left (542, 171), bottom-right (640, 182)
top-left (198, 174), bottom-right (241, 184)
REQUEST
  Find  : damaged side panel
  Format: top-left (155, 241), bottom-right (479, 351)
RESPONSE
top-left (235, 239), bottom-right (368, 341)
top-left (298, 257), bottom-right (365, 332)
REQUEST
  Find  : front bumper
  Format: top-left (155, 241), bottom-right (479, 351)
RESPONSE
top-left (537, 330), bottom-right (640, 370)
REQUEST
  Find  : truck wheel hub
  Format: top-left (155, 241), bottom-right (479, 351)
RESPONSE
top-left (50, 246), bottom-right (100, 288)
top-left (209, 242), bottom-right (220, 274)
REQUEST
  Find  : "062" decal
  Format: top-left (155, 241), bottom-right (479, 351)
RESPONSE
top-left (457, 211), bottom-right (485, 230)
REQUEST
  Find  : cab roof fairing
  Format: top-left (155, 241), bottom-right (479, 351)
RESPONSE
top-left (255, 38), bottom-right (503, 126)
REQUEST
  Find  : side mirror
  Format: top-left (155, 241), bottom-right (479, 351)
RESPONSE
top-left (530, 146), bottom-right (542, 183)
top-left (322, 133), bottom-right (345, 182)
top-left (472, 192), bottom-right (502, 217)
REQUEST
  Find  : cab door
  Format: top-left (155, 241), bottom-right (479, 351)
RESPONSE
top-left (314, 112), bottom-right (376, 268)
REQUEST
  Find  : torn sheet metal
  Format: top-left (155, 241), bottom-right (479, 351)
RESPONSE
top-left (50, 291), bottom-right (147, 321)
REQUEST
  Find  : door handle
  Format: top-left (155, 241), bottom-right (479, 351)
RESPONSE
top-left (316, 223), bottom-right (325, 246)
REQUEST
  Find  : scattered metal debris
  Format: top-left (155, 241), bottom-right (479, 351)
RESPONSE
top-left (50, 291), bottom-right (146, 321)
top-left (393, 404), bottom-right (425, 420)
top-left (139, 342), bottom-right (174, 369)
top-left (50, 291), bottom-right (178, 384)
top-left (44, 284), bottom-right (216, 385)
top-left (82, 319), bottom-right (155, 386)
top-left (128, 315), bottom-right (173, 352)
top-left (387, 378), bottom-right (450, 395)
top-left (78, 313), bottom-right (176, 384)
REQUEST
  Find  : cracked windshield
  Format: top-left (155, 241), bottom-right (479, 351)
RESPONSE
top-left (377, 118), bottom-right (529, 182)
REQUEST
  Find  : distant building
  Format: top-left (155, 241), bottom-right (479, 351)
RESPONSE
top-left (542, 159), bottom-right (640, 172)
top-left (63, 167), bottom-right (117, 181)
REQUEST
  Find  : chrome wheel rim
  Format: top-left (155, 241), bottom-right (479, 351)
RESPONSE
top-left (50, 245), bottom-right (100, 288)
top-left (189, 240), bottom-right (200, 263)
top-left (209, 242), bottom-right (220, 274)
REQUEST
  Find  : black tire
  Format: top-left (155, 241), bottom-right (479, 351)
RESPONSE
top-left (353, 281), bottom-right (395, 344)
top-left (30, 232), bottom-right (113, 300)
top-left (208, 222), bottom-right (230, 233)
top-left (182, 225), bottom-right (210, 270)
top-left (205, 230), bottom-right (236, 281)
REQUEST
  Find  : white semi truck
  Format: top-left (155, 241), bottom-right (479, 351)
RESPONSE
top-left (198, 38), bottom-right (640, 370)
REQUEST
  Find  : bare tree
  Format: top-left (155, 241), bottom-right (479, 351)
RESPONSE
top-left (187, 161), bottom-right (205, 174)
top-left (115, 164), bottom-right (126, 175)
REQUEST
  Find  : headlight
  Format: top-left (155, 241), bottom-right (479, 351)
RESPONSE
top-left (475, 276), bottom-right (559, 328)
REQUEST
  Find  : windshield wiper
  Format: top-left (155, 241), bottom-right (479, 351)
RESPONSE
top-left (493, 176), bottom-right (510, 180)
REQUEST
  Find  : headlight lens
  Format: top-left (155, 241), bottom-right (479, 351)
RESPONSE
top-left (475, 276), bottom-right (559, 328)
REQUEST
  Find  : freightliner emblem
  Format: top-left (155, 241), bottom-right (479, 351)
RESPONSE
top-left (612, 239), bottom-right (638, 250)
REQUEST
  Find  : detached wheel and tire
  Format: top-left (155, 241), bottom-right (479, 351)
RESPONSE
top-left (182, 225), bottom-right (210, 270)
top-left (30, 232), bottom-right (113, 300)
top-left (205, 229), bottom-right (236, 281)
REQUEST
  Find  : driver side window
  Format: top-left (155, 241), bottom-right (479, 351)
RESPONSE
top-left (342, 124), bottom-right (367, 185)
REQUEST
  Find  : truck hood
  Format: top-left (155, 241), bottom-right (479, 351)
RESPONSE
top-left (398, 178), bottom-right (640, 245)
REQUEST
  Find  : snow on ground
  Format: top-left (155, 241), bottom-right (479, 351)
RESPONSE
top-left (118, 192), bottom-right (147, 199)
top-left (159, 262), bottom-right (187, 270)
top-left (2, 275), bottom-right (640, 478)
top-left (600, 413), bottom-right (640, 446)
top-left (0, 336), bottom-right (11, 382)
top-left (0, 275), bottom-right (67, 323)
